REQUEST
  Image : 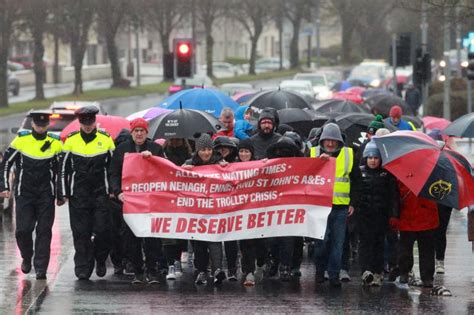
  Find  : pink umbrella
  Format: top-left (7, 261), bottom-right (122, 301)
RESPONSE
top-left (345, 86), bottom-right (366, 96)
top-left (332, 91), bottom-right (364, 104)
top-left (422, 116), bottom-right (451, 130)
top-left (232, 91), bottom-right (256, 105)
top-left (126, 107), bottom-right (171, 121)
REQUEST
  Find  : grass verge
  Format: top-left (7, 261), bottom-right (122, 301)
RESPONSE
top-left (0, 82), bottom-right (171, 116)
top-left (214, 69), bottom-right (301, 85)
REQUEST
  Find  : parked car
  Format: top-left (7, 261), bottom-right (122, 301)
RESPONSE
top-left (219, 83), bottom-right (254, 96)
top-left (7, 71), bottom-right (20, 96)
top-left (201, 62), bottom-right (243, 78)
top-left (7, 61), bottom-right (25, 71)
top-left (9, 54), bottom-right (48, 70)
top-left (254, 57), bottom-right (290, 73)
top-left (168, 74), bottom-right (214, 95)
top-left (12, 109), bottom-right (77, 136)
top-left (293, 73), bottom-right (331, 100)
top-left (279, 79), bottom-right (315, 103)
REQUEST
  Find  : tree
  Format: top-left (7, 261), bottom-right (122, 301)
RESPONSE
top-left (229, 0), bottom-right (275, 75)
top-left (196, 0), bottom-right (223, 78)
top-left (0, 0), bottom-right (21, 108)
top-left (22, 0), bottom-right (50, 100)
top-left (284, 0), bottom-right (312, 68)
top-left (59, 0), bottom-right (95, 95)
top-left (97, 0), bottom-right (129, 87)
top-left (146, 0), bottom-right (185, 80)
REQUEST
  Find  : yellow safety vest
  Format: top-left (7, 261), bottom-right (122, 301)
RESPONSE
top-left (11, 132), bottom-right (62, 160)
top-left (310, 146), bottom-right (353, 205)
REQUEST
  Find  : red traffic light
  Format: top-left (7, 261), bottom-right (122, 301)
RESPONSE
top-left (177, 42), bottom-right (192, 58)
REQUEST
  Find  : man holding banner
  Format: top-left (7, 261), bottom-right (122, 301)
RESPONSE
top-left (310, 123), bottom-right (356, 288)
top-left (109, 118), bottom-right (164, 284)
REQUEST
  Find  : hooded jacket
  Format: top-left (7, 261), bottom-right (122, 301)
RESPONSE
top-left (250, 110), bottom-right (281, 159)
top-left (234, 105), bottom-right (254, 140)
top-left (397, 183), bottom-right (439, 232)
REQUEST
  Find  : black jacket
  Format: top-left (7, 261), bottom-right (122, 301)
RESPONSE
top-left (109, 138), bottom-right (164, 196)
top-left (164, 146), bottom-right (191, 166)
top-left (184, 151), bottom-right (223, 166)
top-left (352, 165), bottom-right (399, 226)
top-left (250, 132), bottom-right (281, 160)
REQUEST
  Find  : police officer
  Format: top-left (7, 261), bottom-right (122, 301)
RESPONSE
top-left (0, 111), bottom-right (62, 280)
top-left (57, 106), bottom-right (115, 280)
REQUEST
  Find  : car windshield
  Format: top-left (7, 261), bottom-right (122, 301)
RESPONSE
top-left (174, 76), bottom-right (211, 86)
top-left (350, 65), bottom-right (382, 78)
top-left (282, 85), bottom-right (309, 92)
top-left (295, 75), bottom-right (326, 86)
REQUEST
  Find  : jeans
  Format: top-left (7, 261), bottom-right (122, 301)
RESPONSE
top-left (314, 205), bottom-right (348, 280)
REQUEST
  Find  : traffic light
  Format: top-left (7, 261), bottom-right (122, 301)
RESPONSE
top-left (389, 33), bottom-right (411, 67)
top-left (467, 52), bottom-right (474, 81)
top-left (422, 52), bottom-right (431, 82)
top-left (413, 48), bottom-right (431, 86)
top-left (174, 39), bottom-right (194, 78)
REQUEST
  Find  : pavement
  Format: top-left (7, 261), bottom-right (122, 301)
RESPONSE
top-left (0, 205), bottom-right (472, 314)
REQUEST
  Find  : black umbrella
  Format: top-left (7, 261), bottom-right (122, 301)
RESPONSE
top-left (364, 94), bottom-right (414, 117)
top-left (443, 112), bottom-right (474, 138)
top-left (331, 113), bottom-right (397, 148)
top-left (277, 108), bottom-right (328, 139)
top-left (248, 89), bottom-right (312, 112)
top-left (313, 99), bottom-right (370, 114)
top-left (148, 108), bottom-right (224, 140)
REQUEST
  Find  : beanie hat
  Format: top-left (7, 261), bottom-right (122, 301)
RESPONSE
top-left (130, 118), bottom-right (148, 132)
top-left (363, 140), bottom-right (381, 158)
top-left (237, 138), bottom-right (255, 158)
top-left (319, 123), bottom-right (344, 145)
top-left (367, 114), bottom-right (385, 134)
top-left (258, 110), bottom-right (276, 130)
top-left (195, 133), bottom-right (213, 152)
top-left (389, 105), bottom-right (403, 118)
top-left (375, 128), bottom-right (391, 137)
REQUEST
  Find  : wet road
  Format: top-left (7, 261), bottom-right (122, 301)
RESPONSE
top-left (0, 205), bottom-right (472, 314)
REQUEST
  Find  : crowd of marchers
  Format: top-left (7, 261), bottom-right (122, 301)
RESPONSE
top-left (0, 104), bottom-right (462, 295)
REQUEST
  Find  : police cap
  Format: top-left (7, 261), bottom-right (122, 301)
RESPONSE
top-left (29, 110), bottom-right (50, 127)
top-left (75, 105), bottom-right (99, 125)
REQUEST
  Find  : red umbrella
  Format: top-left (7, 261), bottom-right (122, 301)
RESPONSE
top-left (422, 116), bottom-right (451, 130)
top-left (373, 131), bottom-right (474, 209)
top-left (345, 86), bottom-right (366, 96)
top-left (332, 91), bottom-right (364, 104)
top-left (60, 115), bottom-right (130, 141)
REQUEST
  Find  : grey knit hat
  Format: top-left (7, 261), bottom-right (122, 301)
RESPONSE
top-left (195, 133), bottom-right (213, 152)
top-left (319, 123), bottom-right (344, 145)
top-left (363, 140), bottom-right (381, 158)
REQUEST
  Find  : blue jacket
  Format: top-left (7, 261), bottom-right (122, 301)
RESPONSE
top-left (384, 117), bottom-right (414, 131)
top-left (234, 105), bottom-right (254, 139)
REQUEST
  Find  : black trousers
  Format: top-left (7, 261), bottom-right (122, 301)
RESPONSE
top-left (358, 225), bottom-right (385, 274)
top-left (240, 239), bottom-right (267, 274)
top-left (398, 230), bottom-right (435, 282)
top-left (69, 195), bottom-right (111, 278)
top-left (224, 241), bottom-right (238, 272)
top-left (163, 240), bottom-right (187, 265)
top-left (15, 195), bottom-right (55, 274)
top-left (108, 198), bottom-right (124, 267)
top-left (122, 225), bottom-right (160, 274)
top-left (192, 241), bottom-right (222, 273)
top-left (434, 205), bottom-right (452, 260)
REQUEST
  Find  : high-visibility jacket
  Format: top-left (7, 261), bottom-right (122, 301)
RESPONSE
top-left (0, 131), bottom-right (62, 197)
top-left (310, 146), bottom-right (353, 205)
top-left (58, 129), bottom-right (115, 199)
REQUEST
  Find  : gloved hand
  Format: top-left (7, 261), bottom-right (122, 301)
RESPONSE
top-left (389, 217), bottom-right (400, 231)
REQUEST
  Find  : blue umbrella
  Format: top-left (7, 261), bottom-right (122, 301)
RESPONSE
top-left (158, 88), bottom-right (239, 117)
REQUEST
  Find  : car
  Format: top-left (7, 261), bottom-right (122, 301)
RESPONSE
top-left (279, 79), bottom-right (315, 100)
top-left (254, 57), bottom-right (290, 73)
top-left (168, 74), bottom-right (214, 95)
top-left (49, 101), bottom-right (105, 114)
top-left (201, 62), bottom-right (242, 79)
top-left (348, 60), bottom-right (389, 87)
top-left (293, 73), bottom-right (331, 100)
top-left (219, 83), bottom-right (254, 96)
top-left (7, 61), bottom-right (25, 71)
top-left (7, 71), bottom-right (20, 96)
top-left (9, 54), bottom-right (48, 70)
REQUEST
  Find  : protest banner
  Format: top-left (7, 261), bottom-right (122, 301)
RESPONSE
top-left (122, 155), bottom-right (335, 241)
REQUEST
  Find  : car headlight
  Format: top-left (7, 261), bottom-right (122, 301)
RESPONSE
top-left (461, 61), bottom-right (468, 68)
top-left (439, 60), bottom-right (446, 68)
top-left (438, 75), bottom-right (446, 82)
top-left (369, 79), bottom-right (380, 87)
